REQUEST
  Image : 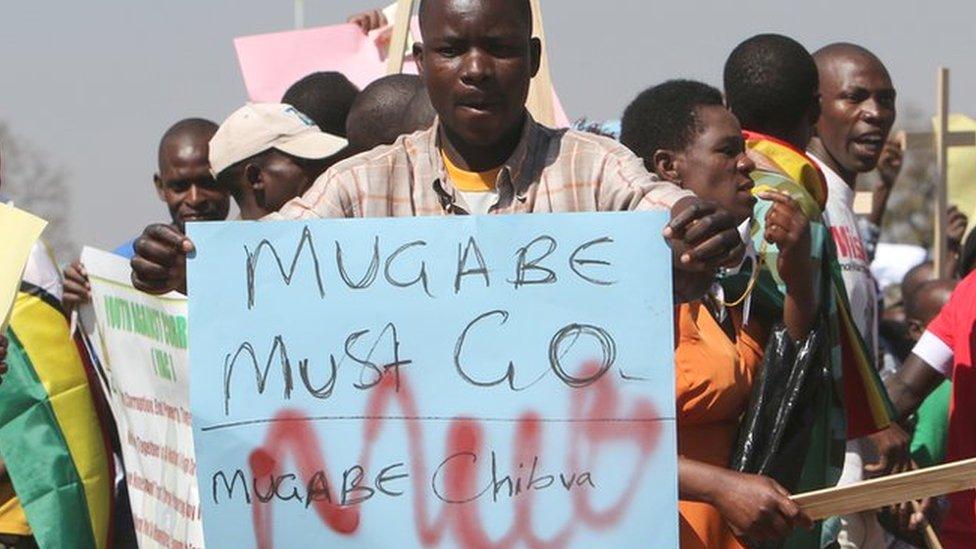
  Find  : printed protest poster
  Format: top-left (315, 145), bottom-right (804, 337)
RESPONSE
top-left (188, 212), bottom-right (677, 547)
top-left (81, 247), bottom-right (203, 548)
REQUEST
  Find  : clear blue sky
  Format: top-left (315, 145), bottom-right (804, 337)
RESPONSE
top-left (1, 0), bottom-right (973, 257)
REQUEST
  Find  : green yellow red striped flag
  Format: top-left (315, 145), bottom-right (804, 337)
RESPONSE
top-left (744, 130), bottom-right (896, 439)
top-left (0, 286), bottom-right (113, 549)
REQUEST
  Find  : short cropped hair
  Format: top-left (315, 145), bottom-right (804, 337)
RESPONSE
top-left (901, 260), bottom-right (935, 303)
top-left (723, 34), bottom-right (819, 137)
top-left (157, 118), bottom-right (218, 170)
top-left (346, 74), bottom-right (429, 151)
top-left (282, 71), bottom-right (359, 137)
top-left (620, 80), bottom-right (724, 170)
top-left (418, 0), bottom-right (532, 33)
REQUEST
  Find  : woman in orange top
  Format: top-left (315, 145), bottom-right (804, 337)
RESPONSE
top-left (622, 80), bottom-right (816, 546)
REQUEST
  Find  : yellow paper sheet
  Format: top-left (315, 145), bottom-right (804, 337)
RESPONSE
top-left (0, 203), bottom-right (48, 330)
top-left (934, 114), bottom-right (976, 234)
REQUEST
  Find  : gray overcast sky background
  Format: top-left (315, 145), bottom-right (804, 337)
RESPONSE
top-left (1, 0), bottom-right (974, 257)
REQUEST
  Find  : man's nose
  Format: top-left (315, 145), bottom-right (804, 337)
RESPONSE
top-left (460, 49), bottom-right (492, 85)
top-left (186, 184), bottom-right (203, 205)
top-left (861, 97), bottom-right (891, 125)
top-left (738, 153), bottom-right (756, 175)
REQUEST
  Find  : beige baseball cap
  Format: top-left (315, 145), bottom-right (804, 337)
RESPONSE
top-left (208, 103), bottom-right (348, 177)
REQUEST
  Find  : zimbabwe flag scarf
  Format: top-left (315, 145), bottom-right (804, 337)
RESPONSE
top-left (742, 130), bottom-right (895, 439)
top-left (0, 281), bottom-right (113, 549)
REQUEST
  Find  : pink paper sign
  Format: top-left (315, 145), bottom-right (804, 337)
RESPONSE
top-left (234, 23), bottom-right (419, 102)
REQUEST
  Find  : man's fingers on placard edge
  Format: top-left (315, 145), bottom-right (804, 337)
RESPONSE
top-left (146, 224), bottom-right (188, 248)
top-left (667, 203), bottom-right (703, 236)
top-left (130, 258), bottom-right (172, 281)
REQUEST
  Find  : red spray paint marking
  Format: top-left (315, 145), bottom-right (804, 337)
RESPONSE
top-left (246, 361), bottom-right (662, 547)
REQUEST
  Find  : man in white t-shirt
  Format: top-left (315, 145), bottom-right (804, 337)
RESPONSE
top-left (807, 42), bottom-right (900, 547)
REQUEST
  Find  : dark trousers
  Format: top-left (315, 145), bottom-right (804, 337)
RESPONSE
top-left (0, 534), bottom-right (37, 549)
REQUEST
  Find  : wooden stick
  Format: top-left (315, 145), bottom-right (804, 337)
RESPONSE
top-left (385, 0), bottom-right (415, 75)
top-left (525, 0), bottom-right (556, 126)
top-left (293, 0), bottom-right (304, 29)
top-left (791, 456), bottom-right (976, 521)
top-left (898, 130), bottom-right (976, 150)
top-left (934, 67), bottom-right (950, 278)
top-left (911, 499), bottom-right (944, 549)
top-left (897, 129), bottom-right (909, 152)
top-left (909, 459), bottom-right (945, 549)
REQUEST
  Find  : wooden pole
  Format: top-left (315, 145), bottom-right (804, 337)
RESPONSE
top-left (911, 499), bottom-right (944, 549)
top-left (898, 129), bottom-right (976, 150)
top-left (896, 69), bottom-right (976, 258)
top-left (908, 457), bottom-right (945, 549)
top-left (293, 0), bottom-right (304, 29)
top-left (525, 0), bottom-right (556, 126)
top-left (791, 456), bottom-right (976, 521)
top-left (934, 67), bottom-right (950, 277)
top-left (386, 0), bottom-right (415, 75)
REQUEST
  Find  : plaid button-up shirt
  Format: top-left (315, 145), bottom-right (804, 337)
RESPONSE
top-left (269, 114), bottom-right (691, 220)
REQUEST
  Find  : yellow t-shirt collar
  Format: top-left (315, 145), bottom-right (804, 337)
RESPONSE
top-left (441, 150), bottom-right (501, 193)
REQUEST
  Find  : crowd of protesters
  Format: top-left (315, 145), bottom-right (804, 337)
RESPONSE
top-left (2, 1), bottom-right (975, 548)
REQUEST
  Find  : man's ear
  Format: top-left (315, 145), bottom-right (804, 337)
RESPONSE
top-left (809, 92), bottom-right (822, 127)
top-left (413, 42), bottom-right (425, 77)
top-left (153, 174), bottom-right (166, 201)
top-left (907, 319), bottom-right (924, 342)
top-left (652, 149), bottom-right (682, 185)
top-left (245, 163), bottom-right (263, 193)
top-left (245, 163), bottom-right (266, 208)
top-left (529, 37), bottom-right (541, 78)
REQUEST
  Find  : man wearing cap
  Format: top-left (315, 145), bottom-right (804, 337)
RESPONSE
top-left (132, 0), bottom-right (744, 301)
top-left (130, 103), bottom-right (347, 294)
top-left (207, 103), bottom-right (348, 218)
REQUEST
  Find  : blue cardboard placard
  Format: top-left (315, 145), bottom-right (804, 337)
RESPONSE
top-left (188, 212), bottom-right (677, 548)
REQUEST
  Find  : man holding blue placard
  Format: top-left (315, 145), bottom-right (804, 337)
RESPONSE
top-left (130, 0), bottom-right (745, 303)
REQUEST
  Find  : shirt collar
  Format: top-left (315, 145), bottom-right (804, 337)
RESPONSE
top-left (425, 111), bottom-right (542, 210)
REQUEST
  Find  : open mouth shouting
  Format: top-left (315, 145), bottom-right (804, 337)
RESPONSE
top-left (850, 131), bottom-right (885, 159)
